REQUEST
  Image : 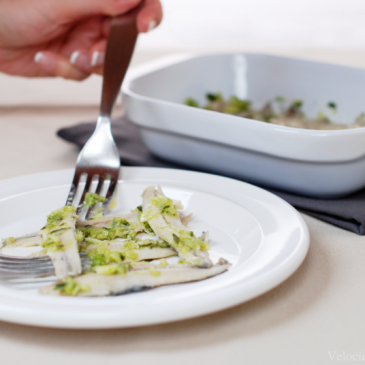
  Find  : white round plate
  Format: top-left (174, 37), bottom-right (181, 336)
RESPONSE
top-left (0, 167), bottom-right (309, 329)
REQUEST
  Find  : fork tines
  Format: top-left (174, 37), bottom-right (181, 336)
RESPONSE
top-left (0, 254), bottom-right (90, 278)
top-left (66, 168), bottom-right (119, 220)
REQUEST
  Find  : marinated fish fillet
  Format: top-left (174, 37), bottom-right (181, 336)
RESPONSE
top-left (141, 186), bottom-right (176, 242)
top-left (77, 213), bottom-right (144, 243)
top-left (76, 211), bottom-right (142, 229)
top-left (40, 259), bottom-right (231, 297)
top-left (31, 240), bottom-right (177, 262)
top-left (1, 212), bottom-right (144, 252)
top-left (0, 233), bottom-right (41, 249)
top-left (81, 239), bottom-right (177, 263)
top-left (113, 246), bottom-right (177, 262)
top-left (39, 206), bottom-right (82, 279)
top-left (180, 212), bottom-right (193, 226)
top-left (162, 212), bottom-right (211, 268)
top-left (101, 241), bottom-right (176, 261)
top-left (141, 186), bottom-right (212, 268)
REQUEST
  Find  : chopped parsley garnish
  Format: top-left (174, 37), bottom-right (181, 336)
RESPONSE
top-left (184, 98), bottom-right (199, 108)
top-left (206, 92), bottom-right (222, 102)
top-left (182, 93), bottom-right (365, 129)
top-left (84, 193), bottom-right (105, 208)
top-left (55, 277), bottom-right (90, 296)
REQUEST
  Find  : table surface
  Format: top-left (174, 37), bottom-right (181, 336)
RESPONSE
top-left (1, 50), bottom-right (365, 365)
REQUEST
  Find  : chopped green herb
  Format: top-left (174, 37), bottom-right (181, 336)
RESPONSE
top-left (275, 96), bottom-right (285, 103)
top-left (75, 230), bottom-right (84, 243)
top-left (39, 206), bottom-right (78, 253)
top-left (142, 195), bottom-right (179, 222)
top-left (78, 217), bottom-right (138, 241)
top-left (170, 230), bottom-right (210, 255)
top-left (138, 239), bottom-right (170, 248)
top-left (317, 111), bottom-right (328, 122)
top-left (182, 93), bottom-right (364, 129)
top-left (292, 100), bottom-right (302, 108)
top-left (224, 96), bottom-right (251, 114)
top-left (90, 206), bottom-right (104, 220)
top-left (94, 263), bottom-right (130, 276)
top-left (54, 277), bottom-right (90, 296)
top-left (46, 206), bottom-right (76, 226)
top-left (184, 98), bottom-right (199, 108)
top-left (149, 267), bottom-right (161, 277)
top-left (142, 221), bottom-right (154, 235)
top-left (160, 259), bottom-right (168, 267)
top-left (84, 193), bottom-right (105, 208)
top-left (206, 92), bottom-right (222, 102)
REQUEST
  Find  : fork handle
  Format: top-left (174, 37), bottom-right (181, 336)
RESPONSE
top-left (99, 5), bottom-right (141, 117)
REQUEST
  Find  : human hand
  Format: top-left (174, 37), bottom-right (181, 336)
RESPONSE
top-left (0, 0), bottom-right (162, 80)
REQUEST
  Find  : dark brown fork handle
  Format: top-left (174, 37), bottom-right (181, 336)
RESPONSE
top-left (100, 3), bottom-right (143, 117)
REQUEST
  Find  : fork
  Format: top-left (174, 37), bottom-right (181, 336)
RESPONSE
top-left (0, 7), bottom-right (140, 280)
top-left (0, 253), bottom-right (90, 279)
top-left (66, 6), bottom-right (140, 219)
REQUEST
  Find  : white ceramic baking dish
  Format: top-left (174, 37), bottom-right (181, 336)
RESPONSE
top-left (122, 53), bottom-right (365, 197)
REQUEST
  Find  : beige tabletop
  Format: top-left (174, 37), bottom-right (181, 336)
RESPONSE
top-left (1, 50), bottom-right (365, 365)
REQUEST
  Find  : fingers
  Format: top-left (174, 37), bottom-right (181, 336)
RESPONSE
top-left (42, 0), bottom-right (163, 80)
top-left (89, 40), bottom-right (106, 75)
top-left (69, 41), bottom-right (105, 76)
top-left (69, 50), bottom-right (91, 69)
top-left (136, 0), bottom-right (163, 32)
top-left (61, 16), bottom-right (105, 56)
top-left (34, 51), bottom-right (90, 80)
top-left (59, 0), bottom-right (142, 18)
top-left (57, 0), bottom-right (162, 31)
top-left (65, 0), bottom-right (163, 74)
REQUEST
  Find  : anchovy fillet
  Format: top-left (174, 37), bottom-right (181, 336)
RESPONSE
top-left (82, 240), bottom-right (177, 262)
top-left (0, 233), bottom-right (41, 249)
top-left (179, 212), bottom-right (193, 226)
top-left (142, 186), bottom-right (212, 268)
top-left (40, 212), bottom-right (81, 279)
top-left (40, 260), bottom-right (231, 297)
top-left (76, 211), bottom-right (142, 229)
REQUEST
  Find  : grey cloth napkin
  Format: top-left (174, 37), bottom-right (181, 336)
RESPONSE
top-left (57, 116), bottom-right (365, 235)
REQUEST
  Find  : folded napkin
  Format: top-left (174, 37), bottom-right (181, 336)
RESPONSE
top-left (57, 116), bottom-right (365, 235)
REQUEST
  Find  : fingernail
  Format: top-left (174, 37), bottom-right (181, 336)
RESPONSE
top-left (34, 51), bottom-right (55, 70)
top-left (148, 19), bottom-right (157, 32)
top-left (90, 51), bottom-right (105, 67)
top-left (70, 50), bottom-right (90, 69)
top-left (70, 51), bottom-right (79, 65)
top-left (34, 51), bottom-right (43, 63)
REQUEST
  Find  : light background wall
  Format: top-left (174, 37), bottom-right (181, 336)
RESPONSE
top-left (1, 0), bottom-right (365, 106)
top-left (138, 0), bottom-right (365, 50)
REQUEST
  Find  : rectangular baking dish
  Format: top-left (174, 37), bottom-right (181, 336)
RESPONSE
top-left (122, 53), bottom-right (365, 198)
